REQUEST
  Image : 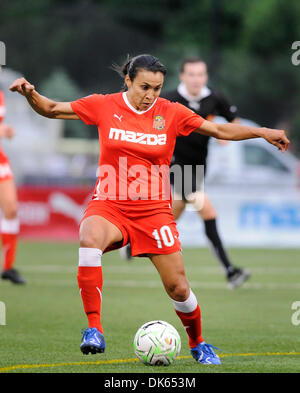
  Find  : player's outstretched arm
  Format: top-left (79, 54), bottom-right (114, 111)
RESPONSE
top-left (195, 120), bottom-right (290, 152)
top-left (9, 77), bottom-right (79, 120)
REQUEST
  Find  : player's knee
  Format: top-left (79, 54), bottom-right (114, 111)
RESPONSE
top-left (3, 206), bottom-right (18, 220)
top-left (167, 281), bottom-right (190, 302)
top-left (200, 197), bottom-right (216, 219)
top-left (79, 231), bottom-right (102, 249)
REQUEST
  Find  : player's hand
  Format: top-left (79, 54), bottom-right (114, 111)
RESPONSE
top-left (0, 124), bottom-right (15, 139)
top-left (9, 77), bottom-right (35, 97)
top-left (261, 128), bottom-right (290, 152)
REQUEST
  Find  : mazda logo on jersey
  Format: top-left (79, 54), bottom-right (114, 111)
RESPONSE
top-left (109, 128), bottom-right (167, 145)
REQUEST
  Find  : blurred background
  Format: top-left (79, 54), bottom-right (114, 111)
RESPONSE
top-left (0, 0), bottom-right (300, 246)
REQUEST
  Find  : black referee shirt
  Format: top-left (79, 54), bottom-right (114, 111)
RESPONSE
top-left (162, 87), bottom-right (238, 165)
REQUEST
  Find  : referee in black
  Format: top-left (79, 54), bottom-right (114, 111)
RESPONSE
top-left (163, 56), bottom-right (250, 289)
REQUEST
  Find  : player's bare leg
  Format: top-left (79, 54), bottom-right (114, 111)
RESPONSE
top-left (78, 216), bottom-right (123, 354)
top-left (149, 251), bottom-right (221, 364)
top-left (150, 251), bottom-right (190, 301)
top-left (0, 179), bottom-right (18, 219)
top-left (0, 179), bottom-right (25, 284)
top-left (171, 196), bottom-right (186, 221)
top-left (79, 215), bottom-right (123, 250)
top-left (193, 192), bottom-right (216, 220)
top-left (191, 192), bottom-right (250, 289)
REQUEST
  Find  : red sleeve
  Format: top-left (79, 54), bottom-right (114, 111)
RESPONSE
top-left (174, 102), bottom-right (205, 137)
top-left (70, 94), bottom-right (105, 125)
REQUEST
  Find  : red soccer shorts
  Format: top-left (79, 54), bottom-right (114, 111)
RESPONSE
top-left (82, 199), bottom-right (182, 256)
top-left (0, 151), bottom-right (13, 182)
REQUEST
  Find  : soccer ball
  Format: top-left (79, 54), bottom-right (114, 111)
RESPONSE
top-left (133, 320), bottom-right (181, 366)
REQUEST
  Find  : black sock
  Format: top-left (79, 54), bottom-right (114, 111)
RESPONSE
top-left (204, 218), bottom-right (234, 273)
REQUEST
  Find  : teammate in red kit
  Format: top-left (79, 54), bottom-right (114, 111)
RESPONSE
top-left (10, 54), bottom-right (289, 364)
top-left (0, 88), bottom-right (26, 284)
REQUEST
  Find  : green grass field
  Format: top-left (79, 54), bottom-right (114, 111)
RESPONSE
top-left (0, 242), bottom-right (299, 374)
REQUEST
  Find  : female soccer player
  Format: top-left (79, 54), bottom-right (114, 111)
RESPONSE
top-left (9, 54), bottom-right (289, 365)
top-left (0, 88), bottom-right (26, 284)
top-left (121, 57), bottom-right (251, 289)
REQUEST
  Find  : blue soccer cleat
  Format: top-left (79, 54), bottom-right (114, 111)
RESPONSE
top-left (80, 327), bottom-right (106, 355)
top-left (190, 342), bottom-right (221, 365)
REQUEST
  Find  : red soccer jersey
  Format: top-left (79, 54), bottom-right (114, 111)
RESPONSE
top-left (71, 92), bottom-right (204, 203)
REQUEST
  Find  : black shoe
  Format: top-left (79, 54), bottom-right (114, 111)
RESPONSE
top-left (227, 267), bottom-right (250, 289)
top-left (1, 268), bottom-right (26, 284)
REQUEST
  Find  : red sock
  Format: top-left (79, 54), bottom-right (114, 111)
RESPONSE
top-left (1, 233), bottom-right (18, 271)
top-left (77, 266), bottom-right (103, 333)
top-left (175, 305), bottom-right (204, 348)
top-left (77, 248), bottom-right (103, 333)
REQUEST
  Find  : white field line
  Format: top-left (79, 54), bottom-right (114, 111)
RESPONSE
top-left (24, 277), bottom-right (300, 290)
top-left (1, 351), bottom-right (300, 372)
top-left (19, 264), bottom-right (300, 275)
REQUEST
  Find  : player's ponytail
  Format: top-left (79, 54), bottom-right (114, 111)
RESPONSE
top-left (112, 54), bottom-right (167, 91)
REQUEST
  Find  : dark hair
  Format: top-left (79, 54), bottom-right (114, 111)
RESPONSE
top-left (112, 54), bottom-right (167, 91)
top-left (180, 56), bottom-right (206, 73)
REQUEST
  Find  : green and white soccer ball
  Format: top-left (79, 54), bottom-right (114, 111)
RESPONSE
top-left (133, 320), bottom-right (181, 366)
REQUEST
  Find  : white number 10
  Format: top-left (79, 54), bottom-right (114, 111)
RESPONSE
top-left (152, 225), bottom-right (175, 248)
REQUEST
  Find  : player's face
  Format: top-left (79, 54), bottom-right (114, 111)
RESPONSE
top-left (125, 70), bottom-right (164, 111)
top-left (180, 62), bottom-right (208, 96)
